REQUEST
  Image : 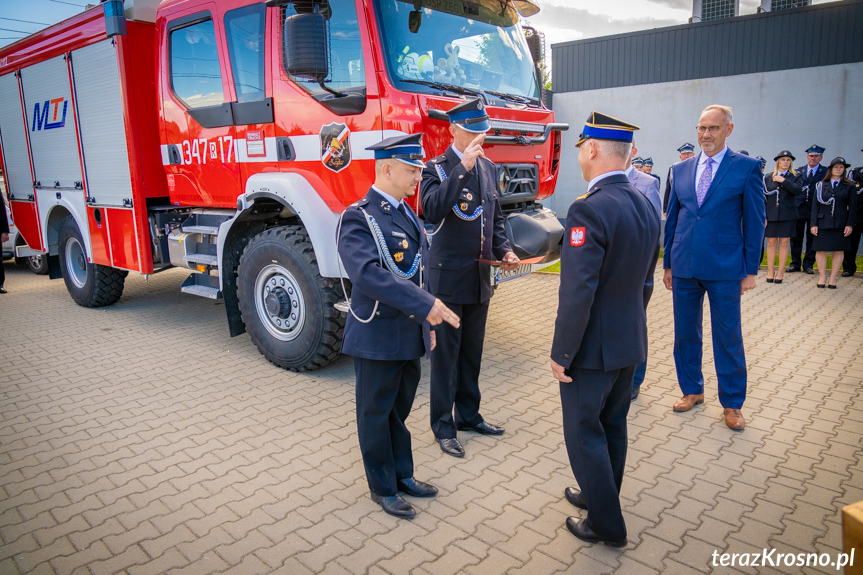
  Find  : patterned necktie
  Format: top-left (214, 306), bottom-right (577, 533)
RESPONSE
top-left (696, 157), bottom-right (713, 207)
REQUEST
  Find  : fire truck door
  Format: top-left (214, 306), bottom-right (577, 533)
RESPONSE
top-left (0, 72), bottom-right (43, 251)
top-left (222, 3), bottom-right (277, 183)
top-left (162, 7), bottom-right (242, 208)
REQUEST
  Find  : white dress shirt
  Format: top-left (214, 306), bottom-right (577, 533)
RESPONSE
top-left (587, 170), bottom-right (626, 192)
top-left (695, 146), bottom-right (728, 191)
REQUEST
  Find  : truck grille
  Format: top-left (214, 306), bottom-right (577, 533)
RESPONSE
top-left (497, 164), bottom-right (538, 203)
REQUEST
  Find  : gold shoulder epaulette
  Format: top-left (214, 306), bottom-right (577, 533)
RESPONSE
top-left (577, 191), bottom-right (590, 201)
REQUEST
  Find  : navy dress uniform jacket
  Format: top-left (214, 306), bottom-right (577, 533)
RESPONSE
top-left (551, 174), bottom-right (661, 372)
top-left (338, 188), bottom-right (436, 360)
top-left (811, 181), bottom-right (857, 230)
top-left (764, 172), bottom-right (803, 222)
top-left (794, 164), bottom-right (828, 220)
top-left (0, 198), bottom-right (9, 235)
top-left (420, 146), bottom-right (511, 304)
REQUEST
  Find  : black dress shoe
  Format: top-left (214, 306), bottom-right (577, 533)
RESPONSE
top-left (842, 271), bottom-right (854, 277)
top-left (370, 493), bottom-right (416, 518)
top-left (564, 487), bottom-right (587, 510)
top-left (630, 386), bottom-right (639, 402)
top-left (804, 268), bottom-right (815, 274)
top-left (785, 266), bottom-right (800, 272)
top-left (397, 477), bottom-right (438, 497)
top-left (0, 286), bottom-right (6, 294)
top-left (438, 437), bottom-right (465, 458)
top-left (565, 517), bottom-right (626, 548)
top-left (457, 421), bottom-right (504, 435)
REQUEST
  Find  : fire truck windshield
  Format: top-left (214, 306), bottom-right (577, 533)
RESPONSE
top-left (375, 0), bottom-right (541, 105)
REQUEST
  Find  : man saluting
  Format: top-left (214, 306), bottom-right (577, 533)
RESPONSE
top-left (550, 112), bottom-right (660, 547)
top-left (420, 98), bottom-right (519, 459)
top-left (338, 133), bottom-right (460, 519)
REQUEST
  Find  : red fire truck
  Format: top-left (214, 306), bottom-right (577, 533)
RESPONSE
top-left (0, 0), bottom-right (566, 371)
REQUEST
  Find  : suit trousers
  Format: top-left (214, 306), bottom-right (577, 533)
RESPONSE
top-left (429, 300), bottom-right (489, 438)
top-left (560, 365), bottom-right (634, 541)
top-left (632, 360), bottom-right (647, 386)
top-left (354, 357), bottom-right (420, 496)
top-left (790, 218), bottom-right (816, 269)
top-left (672, 277), bottom-right (747, 409)
top-left (843, 223), bottom-right (862, 274)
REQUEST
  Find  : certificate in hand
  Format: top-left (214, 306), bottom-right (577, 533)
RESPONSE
top-left (476, 256), bottom-right (545, 266)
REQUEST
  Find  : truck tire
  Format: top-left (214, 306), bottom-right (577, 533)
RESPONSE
top-left (237, 225), bottom-right (344, 372)
top-left (58, 216), bottom-right (126, 307)
top-left (22, 247), bottom-right (48, 275)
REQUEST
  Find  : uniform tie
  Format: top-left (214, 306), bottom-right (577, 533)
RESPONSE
top-left (696, 157), bottom-right (713, 207)
top-left (833, 180), bottom-right (838, 189)
top-left (398, 202), bottom-right (417, 232)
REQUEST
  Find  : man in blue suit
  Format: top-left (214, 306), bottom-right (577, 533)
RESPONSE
top-left (663, 105), bottom-right (765, 431)
top-left (338, 133), bottom-right (461, 518)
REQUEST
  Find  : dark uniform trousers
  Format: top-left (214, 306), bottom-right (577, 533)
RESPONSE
top-left (421, 146), bottom-right (512, 440)
top-left (354, 357), bottom-right (420, 496)
top-left (843, 169), bottom-right (863, 274)
top-left (0, 199), bottom-right (9, 287)
top-left (429, 300), bottom-right (488, 437)
top-left (560, 365), bottom-right (634, 541)
top-left (338, 188), bottom-right (435, 497)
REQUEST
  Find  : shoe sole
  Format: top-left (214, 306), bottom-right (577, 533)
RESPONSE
top-left (566, 524), bottom-right (627, 547)
top-left (456, 427), bottom-right (504, 435)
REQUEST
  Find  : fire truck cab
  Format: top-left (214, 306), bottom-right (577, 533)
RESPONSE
top-left (0, 0), bottom-right (566, 371)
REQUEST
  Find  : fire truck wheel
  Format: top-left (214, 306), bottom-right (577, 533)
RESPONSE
top-left (58, 216), bottom-right (126, 307)
top-left (237, 226), bottom-right (344, 372)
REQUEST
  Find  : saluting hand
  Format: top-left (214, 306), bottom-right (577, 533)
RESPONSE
top-left (460, 133), bottom-right (486, 172)
top-left (426, 298), bottom-right (460, 329)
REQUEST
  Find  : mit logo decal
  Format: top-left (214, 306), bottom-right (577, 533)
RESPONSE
top-left (570, 227), bottom-right (585, 247)
top-left (32, 98), bottom-right (68, 131)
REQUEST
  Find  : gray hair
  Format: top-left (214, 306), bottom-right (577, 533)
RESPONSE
top-left (594, 139), bottom-right (633, 161)
top-left (702, 104), bottom-right (733, 123)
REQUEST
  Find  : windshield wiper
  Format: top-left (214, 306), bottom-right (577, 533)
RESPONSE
top-left (484, 90), bottom-right (541, 106)
top-left (400, 79), bottom-right (486, 100)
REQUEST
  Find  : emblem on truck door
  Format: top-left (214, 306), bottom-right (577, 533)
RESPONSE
top-left (320, 123), bottom-right (351, 172)
top-left (32, 98), bottom-right (68, 131)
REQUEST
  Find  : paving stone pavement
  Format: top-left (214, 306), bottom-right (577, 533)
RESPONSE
top-left (0, 262), bottom-right (861, 575)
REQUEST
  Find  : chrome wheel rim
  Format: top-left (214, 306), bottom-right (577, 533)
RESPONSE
top-left (65, 237), bottom-right (87, 288)
top-left (254, 264), bottom-right (305, 341)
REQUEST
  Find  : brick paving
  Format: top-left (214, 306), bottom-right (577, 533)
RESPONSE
top-left (0, 262), bottom-right (861, 574)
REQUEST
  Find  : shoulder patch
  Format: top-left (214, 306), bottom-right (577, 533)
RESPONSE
top-left (576, 192), bottom-right (590, 201)
top-left (570, 227), bottom-right (586, 247)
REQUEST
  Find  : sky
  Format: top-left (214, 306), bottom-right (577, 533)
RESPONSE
top-left (0, 0), bottom-right (835, 50)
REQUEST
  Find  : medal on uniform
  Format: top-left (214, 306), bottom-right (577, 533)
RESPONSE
top-left (394, 252), bottom-right (404, 262)
top-left (400, 239), bottom-right (408, 249)
top-left (460, 202), bottom-right (469, 211)
top-left (465, 192), bottom-right (473, 200)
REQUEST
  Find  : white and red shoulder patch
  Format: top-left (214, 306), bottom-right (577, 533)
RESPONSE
top-left (570, 227), bottom-right (586, 247)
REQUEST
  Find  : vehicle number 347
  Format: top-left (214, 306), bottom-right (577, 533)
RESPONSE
top-left (181, 136), bottom-right (233, 165)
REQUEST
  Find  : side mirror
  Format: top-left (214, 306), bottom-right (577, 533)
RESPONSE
top-left (284, 11), bottom-right (329, 80)
top-left (408, 10), bottom-right (422, 33)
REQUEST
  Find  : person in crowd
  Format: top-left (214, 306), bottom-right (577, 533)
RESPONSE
top-left (664, 143), bottom-right (696, 214)
top-left (789, 145), bottom-right (827, 274)
top-left (811, 157), bottom-right (857, 288)
top-left (643, 157), bottom-right (660, 182)
top-left (624, 142), bottom-right (662, 401)
top-left (420, 98), bottom-right (519, 459)
top-left (551, 111), bottom-right (660, 548)
top-left (664, 105), bottom-right (765, 431)
top-left (762, 151), bottom-right (802, 284)
top-left (337, 133), bottom-right (460, 518)
top-left (842, 151), bottom-right (863, 277)
top-left (632, 157), bottom-right (644, 171)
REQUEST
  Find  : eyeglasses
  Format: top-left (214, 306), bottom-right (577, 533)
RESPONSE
top-left (695, 125), bottom-right (726, 134)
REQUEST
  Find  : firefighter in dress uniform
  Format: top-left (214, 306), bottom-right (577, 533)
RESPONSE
top-left (642, 157), bottom-right (660, 183)
top-left (631, 157), bottom-right (644, 171)
top-left (337, 133), bottom-right (460, 519)
top-left (420, 98), bottom-right (519, 458)
top-left (842, 150), bottom-right (863, 277)
top-left (789, 145), bottom-right (827, 274)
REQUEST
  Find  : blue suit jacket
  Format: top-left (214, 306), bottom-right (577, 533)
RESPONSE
top-left (664, 150), bottom-right (765, 280)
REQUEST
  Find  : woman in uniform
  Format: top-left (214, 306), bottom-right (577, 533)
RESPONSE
top-left (811, 157), bottom-right (857, 289)
top-left (763, 151), bottom-right (802, 284)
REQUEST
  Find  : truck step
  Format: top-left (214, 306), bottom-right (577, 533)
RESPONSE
top-left (180, 272), bottom-right (222, 299)
top-left (181, 225), bottom-right (220, 235)
top-left (180, 284), bottom-right (222, 299)
top-left (183, 253), bottom-right (219, 266)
